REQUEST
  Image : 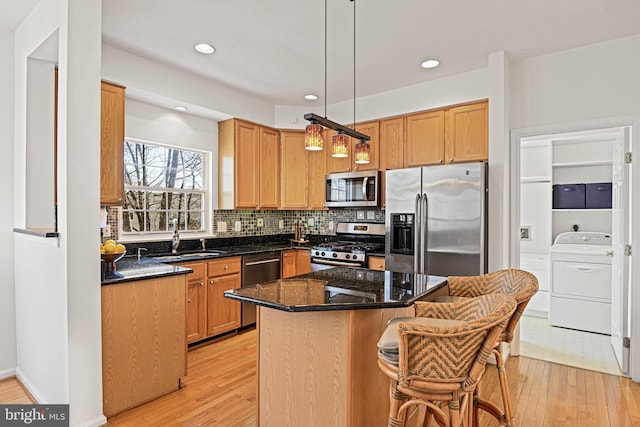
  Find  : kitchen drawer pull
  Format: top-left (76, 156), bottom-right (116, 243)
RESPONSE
top-left (245, 258), bottom-right (280, 266)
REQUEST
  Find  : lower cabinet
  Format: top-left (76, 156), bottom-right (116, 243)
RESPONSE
top-left (368, 256), bottom-right (386, 271)
top-left (177, 257), bottom-right (242, 344)
top-left (281, 249), bottom-right (311, 279)
top-left (101, 275), bottom-right (187, 417)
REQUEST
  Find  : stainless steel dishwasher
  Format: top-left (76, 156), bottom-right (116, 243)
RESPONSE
top-left (241, 251), bottom-right (281, 326)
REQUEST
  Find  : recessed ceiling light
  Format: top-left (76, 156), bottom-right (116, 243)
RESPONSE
top-left (304, 94), bottom-right (319, 100)
top-left (421, 59), bottom-right (440, 69)
top-left (175, 106), bottom-right (188, 111)
top-left (194, 43), bottom-right (215, 54)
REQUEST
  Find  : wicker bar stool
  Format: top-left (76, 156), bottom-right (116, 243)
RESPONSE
top-left (444, 269), bottom-right (539, 426)
top-left (377, 294), bottom-right (517, 427)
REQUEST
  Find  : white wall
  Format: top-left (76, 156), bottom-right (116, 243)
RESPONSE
top-left (102, 44), bottom-right (275, 127)
top-left (14, 0), bottom-right (105, 425)
top-left (0, 27), bottom-right (17, 379)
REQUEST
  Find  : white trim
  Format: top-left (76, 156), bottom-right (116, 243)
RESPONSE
top-left (510, 114), bottom-right (640, 382)
top-left (16, 367), bottom-right (45, 404)
top-left (0, 368), bottom-right (17, 381)
top-left (73, 415), bottom-right (108, 427)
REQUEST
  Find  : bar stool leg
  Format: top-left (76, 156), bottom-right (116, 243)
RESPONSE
top-left (494, 344), bottom-right (514, 426)
top-left (388, 380), bottom-right (407, 427)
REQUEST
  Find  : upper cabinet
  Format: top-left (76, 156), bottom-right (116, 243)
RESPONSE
top-left (405, 110), bottom-right (446, 166)
top-left (445, 101), bottom-right (488, 164)
top-left (325, 121), bottom-right (380, 173)
top-left (380, 117), bottom-right (405, 171)
top-left (280, 130), bottom-right (327, 210)
top-left (218, 118), bottom-right (280, 209)
top-left (100, 81), bottom-right (125, 206)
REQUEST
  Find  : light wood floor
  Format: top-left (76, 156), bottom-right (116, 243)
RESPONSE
top-left (2, 329), bottom-right (640, 426)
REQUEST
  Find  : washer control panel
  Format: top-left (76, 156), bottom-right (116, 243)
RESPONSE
top-left (554, 232), bottom-right (612, 245)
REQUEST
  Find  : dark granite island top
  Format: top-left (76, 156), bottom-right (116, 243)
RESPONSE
top-left (224, 266), bottom-right (447, 312)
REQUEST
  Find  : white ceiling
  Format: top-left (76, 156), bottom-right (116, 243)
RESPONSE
top-left (4, 0), bottom-right (640, 108)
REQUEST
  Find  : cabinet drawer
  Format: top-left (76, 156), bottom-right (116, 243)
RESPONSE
top-left (177, 261), bottom-right (206, 283)
top-left (207, 257), bottom-right (241, 277)
top-left (368, 256), bottom-right (386, 271)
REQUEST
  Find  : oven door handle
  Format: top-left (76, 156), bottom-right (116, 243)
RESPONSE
top-left (312, 258), bottom-right (361, 267)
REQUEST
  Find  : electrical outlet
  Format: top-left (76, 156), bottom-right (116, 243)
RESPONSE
top-left (217, 221), bottom-right (227, 232)
top-left (366, 210), bottom-right (375, 220)
top-left (328, 221), bottom-right (334, 230)
top-left (356, 210), bottom-right (365, 220)
top-left (279, 219), bottom-right (284, 229)
top-left (257, 218), bottom-right (264, 227)
top-left (235, 221), bottom-right (242, 232)
top-left (102, 225), bottom-right (111, 238)
top-left (308, 217), bottom-right (315, 227)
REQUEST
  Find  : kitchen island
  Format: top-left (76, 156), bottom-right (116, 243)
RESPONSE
top-left (225, 267), bottom-right (448, 427)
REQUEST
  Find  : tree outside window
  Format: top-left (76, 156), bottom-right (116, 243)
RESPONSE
top-left (122, 139), bottom-right (205, 233)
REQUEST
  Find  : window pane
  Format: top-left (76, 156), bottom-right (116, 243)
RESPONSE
top-left (168, 211), bottom-right (185, 230)
top-left (143, 145), bottom-right (167, 168)
top-left (186, 211), bottom-right (202, 230)
top-left (125, 190), bottom-right (145, 211)
top-left (122, 210), bottom-right (144, 233)
top-left (148, 211), bottom-right (168, 232)
top-left (125, 163), bottom-right (143, 186)
top-left (185, 193), bottom-right (202, 211)
top-left (167, 192), bottom-right (185, 211)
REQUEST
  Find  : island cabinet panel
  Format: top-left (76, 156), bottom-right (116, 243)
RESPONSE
top-left (100, 81), bottom-right (125, 206)
top-left (445, 100), bottom-right (488, 163)
top-left (101, 275), bottom-right (186, 417)
top-left (206, 257), bottom-right (242, 336)
top-left (257, 305), bottom-right (414, 427)
top-left (405, 110), bottom-right (446, 167)
top-left (281, 249), bottom-right (311, 278)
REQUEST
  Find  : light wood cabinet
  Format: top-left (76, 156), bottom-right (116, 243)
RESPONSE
top-left (101, 275), bottom-right (187, 417)
top-left (368, 256), bottom-right (386, 271)
top-left (100, 81), bottom-right (125, 206)
top-left (281, 249), bottom-right (311, 278)
top-left (325, 121), bottom-right (380, 173)
top-left (380, 117), bottom-right (405, 170)
top-left (445, 101), bottom-right (488, 164)
top-left (218, 118), bottom-right (280, 209)
top-left (280, 130), bottom-right (327, 210)
top-left (180, 261), bottom-right (207, 344)
top-left (405, 110), bottom-right (445, 167)
top-left (206, 257), bottom-right (242, 336)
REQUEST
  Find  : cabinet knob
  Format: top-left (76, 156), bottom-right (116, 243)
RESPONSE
top-left (210, 279), bottom-right (214, 284)
top-left (449, 158), bottom-right (453, 162)
top-left (200, 282), bottom-right (204, 286)
top-left (224, 265), bottom-right (229, 270)
top-left (438, 159), bottom-right (443, 164)
top-left (187, 298), bottom-right (191, 303)
top-left (378, 264), bottom-right (383, 268)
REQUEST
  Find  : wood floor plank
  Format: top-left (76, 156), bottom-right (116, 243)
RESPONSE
top-left (2, 329), bottom-right (638, 426)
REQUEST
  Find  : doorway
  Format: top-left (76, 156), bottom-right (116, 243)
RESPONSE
top-left (513, 125), bottom-right (632, 377)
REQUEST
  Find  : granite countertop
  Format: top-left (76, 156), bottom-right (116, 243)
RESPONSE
top-left (224, 267), bottom-right (447, 312)
top-left (101, 256), bottom-right (192, 286)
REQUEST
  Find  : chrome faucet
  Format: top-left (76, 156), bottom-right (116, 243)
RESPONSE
top-left (171, 218), bottom-right (180, 254)
top-left (200, 238), bottom-right (206, 251)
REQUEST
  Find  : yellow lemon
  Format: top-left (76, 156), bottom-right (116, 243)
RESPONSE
top-left (115, 244), bottom-right (126, 253)
top-left (103, 242), bottom-right (117, 254)
top-left (104, 239), bottom-right (117, 246)
top-left (100, 247), bottom-right (106, 254)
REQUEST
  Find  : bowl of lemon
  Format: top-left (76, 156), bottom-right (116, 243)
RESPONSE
top-left (100, 240), bottom-right (127, 271)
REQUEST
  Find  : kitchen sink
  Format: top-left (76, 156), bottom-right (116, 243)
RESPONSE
top-left (151, 249), bottom-right (228, 262)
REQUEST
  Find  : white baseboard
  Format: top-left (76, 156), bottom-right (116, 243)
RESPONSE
top-left (0, 368), bottom-right (17, 380)
top-left (523, 309), bottom-right (548, 319)
top-left (15, 367), bottom-right (45, 404)
top-left (75, 415), bottom-right (108, 427)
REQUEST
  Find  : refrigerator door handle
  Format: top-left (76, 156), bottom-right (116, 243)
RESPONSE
top-left (421, 193), bottom-right (428, 275)
top-left (414, 193), bottom-right (421, 274)
top-left (362, 177), bottom-right (369, 200)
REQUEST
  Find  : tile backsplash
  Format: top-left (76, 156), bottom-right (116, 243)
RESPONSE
top-left (101, 207), bottom-right (385, 242)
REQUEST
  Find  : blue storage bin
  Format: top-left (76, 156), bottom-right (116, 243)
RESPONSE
top-left (553, 184), bottom-right (586, 209)
top-left (586, 182), bottom-right (612, 209)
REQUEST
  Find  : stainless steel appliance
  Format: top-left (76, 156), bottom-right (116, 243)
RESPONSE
top-left (324, 170), bottom-right (380, 208)
top-left (311, 222), bottom-right (385, 270)
top-left (241, 251), bottom-right (281, 326)
top-left (385, 163), bottom-right (488, 276)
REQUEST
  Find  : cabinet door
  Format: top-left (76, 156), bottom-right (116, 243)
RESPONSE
top-left (100, 81), bottom-right (125, 206)
top-left (281, 250), bottom-right (297, 278)
top-left (405, 110), bottom-right (445, 166)
top-left (445, 101), bottom-right (488, 163)
top-left (259, 127), bottom-right (280, 208)
top-left (295, 250), bottom-right (311, 276)
top-left (207, 273), bottom-right (241, 336)
top-left (368, 256), bottom-right (386, 271)
top-left (308, 148), bottom-right (327, 210)
top-left (280, 131), bottom-right (309, 209)
top-left (179, 261), bottom-right (207, 344)
top-left (353, 121), bottom-right (380, 171)
top-left (380, 117), bottom-right (405, 170)
top-left (235, 120), bottom-right (260, 208)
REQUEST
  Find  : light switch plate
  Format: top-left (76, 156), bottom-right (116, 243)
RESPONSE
top-left (217, 221), bottom-right (227, 232)
top-left (356, 210), bottom-right (365, 220)
top-left (257, 218), bottom-right (264, 227)
top-left (308, 217), bottom-right (315, 227)
top-left (279, 219), bottom-right (284, 229)
top-left (366, 210), bottom-right (375, 220)
top-left (235, 221), bottom-right (242, 232)
top-left (328, 221), bottom-right (334, 230)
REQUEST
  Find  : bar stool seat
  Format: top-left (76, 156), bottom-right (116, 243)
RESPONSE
top-left (377, 294), bottom-right (517, 427)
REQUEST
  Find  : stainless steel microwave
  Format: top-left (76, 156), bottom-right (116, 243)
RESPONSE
top-left (325, 170), bottom-right (380, 208)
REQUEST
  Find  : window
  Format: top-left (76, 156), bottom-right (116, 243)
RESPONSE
top-left (122, 139), bottom-right (205, 234)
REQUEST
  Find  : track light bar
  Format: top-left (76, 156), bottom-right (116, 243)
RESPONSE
top-left (303, 113), bottom-right (370, 141)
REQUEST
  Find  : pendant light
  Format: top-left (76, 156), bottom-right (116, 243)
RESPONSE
top-left (304, 0), bottom-right (370, 152)
top-left (304, 0), bottom-right (328, 151)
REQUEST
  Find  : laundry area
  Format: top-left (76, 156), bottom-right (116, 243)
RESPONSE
top-left (518, 126), bottom-right (631, 376)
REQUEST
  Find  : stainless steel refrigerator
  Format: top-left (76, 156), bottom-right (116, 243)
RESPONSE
top-left (385, 163), bottom-right (488, 276)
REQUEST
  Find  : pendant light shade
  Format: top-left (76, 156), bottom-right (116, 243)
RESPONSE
top-left (331, 133), bottom-right (350, 158)
top-left (354, 140), bottom-right (370, 164)
top-left (305, 123), bottom-right (324, 151)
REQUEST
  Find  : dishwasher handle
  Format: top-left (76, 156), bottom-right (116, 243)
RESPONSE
top-left (244, 258), bottom-right (281, 266)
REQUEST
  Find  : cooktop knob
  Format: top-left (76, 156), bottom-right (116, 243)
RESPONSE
top-left (352, 254), bottom-right (358, 260)
top-left (321, 251), bottom-right (325, 256)
top-left (345, 254), bottom-right (351, 259)
top-left (332, 253), bottom-right (338, 258)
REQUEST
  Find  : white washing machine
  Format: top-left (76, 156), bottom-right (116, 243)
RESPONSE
top-left (549, 232), bottom-right (613, 334)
